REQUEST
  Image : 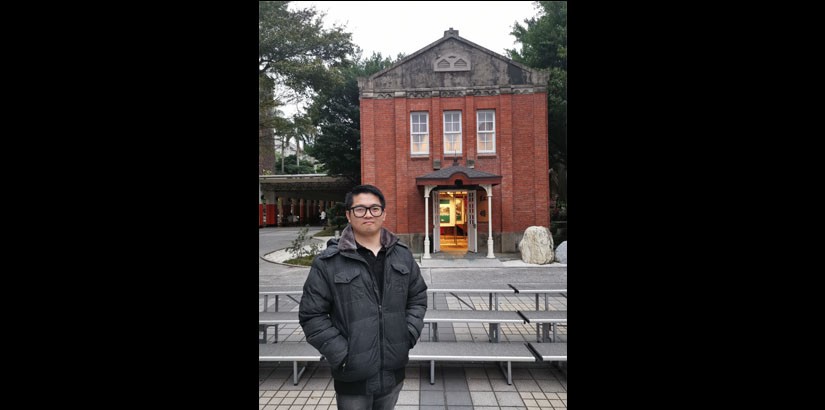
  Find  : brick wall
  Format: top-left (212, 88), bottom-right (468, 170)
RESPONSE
top-left (360, 92), bottom-right (549, 239)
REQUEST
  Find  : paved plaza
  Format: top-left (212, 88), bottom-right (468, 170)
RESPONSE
top-left (259, 227), bottom-right (567, 409)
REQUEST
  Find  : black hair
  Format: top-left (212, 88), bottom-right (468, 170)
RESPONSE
top-left (345, 184), bottom-right (386, 209)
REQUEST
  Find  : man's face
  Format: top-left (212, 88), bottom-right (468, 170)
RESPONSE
top-left (346, 193), bottom-right (385, 236)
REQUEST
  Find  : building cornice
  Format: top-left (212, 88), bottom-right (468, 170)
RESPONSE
top-left (360, 85), bottom-right (545, 99)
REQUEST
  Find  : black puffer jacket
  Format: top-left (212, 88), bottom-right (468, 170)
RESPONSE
top-left (299, 226), bottom-right (428, 394)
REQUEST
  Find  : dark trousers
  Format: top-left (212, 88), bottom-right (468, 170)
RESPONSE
top-left (336, 381), bottom-right (403, 410)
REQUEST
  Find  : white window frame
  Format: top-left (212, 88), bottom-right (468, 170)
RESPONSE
top-left (443, 111), bottom-right (462, 156)
top-left (476, 110), bottom-right (496, 154)
top-left (410, 112), bottom-right (429, 156)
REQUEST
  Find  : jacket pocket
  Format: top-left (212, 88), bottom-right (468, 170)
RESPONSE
top-left (390, 263), bottom-right (409, 294)
top-left (334, 270), bottom-right (366, 303)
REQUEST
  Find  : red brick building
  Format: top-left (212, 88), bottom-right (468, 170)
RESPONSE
top-left (358, 29), bottom-right (550, 257)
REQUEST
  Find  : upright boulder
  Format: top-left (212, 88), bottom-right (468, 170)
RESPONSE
top-left (518, 226), bottom-right (555, 264)
top-left (555, 241), bottom-right (567, 264)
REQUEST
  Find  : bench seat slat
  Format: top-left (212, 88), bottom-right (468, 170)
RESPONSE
top-left (528, 342), bottom-right (568, 361)
top-left (518, 310), bottom-right (567, 323)
top-left (259, 312), bottom-right (300, 324)
top-left (409, 342), bottom-right (536, 362)
top-left (423, 310), bottom-right (525, 323)
top-left (258, 343), bottom-right (322, 362)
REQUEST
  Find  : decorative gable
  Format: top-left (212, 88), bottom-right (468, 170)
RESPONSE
top-left (434, 52), bottom-right (471, 72)
top-left (357, 29), bottom-right (548, 97)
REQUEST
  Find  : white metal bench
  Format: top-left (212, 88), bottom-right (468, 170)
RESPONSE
top-left (259, 343), bottom-right (323, 385)
top-left (259, 312), bottom-right (299, 343)
top-left (409, 342), bottom-right (537, 385)
top-left (259, 286), bottom-right (303, 312)
top-left (423, 310), bottom-right (525, 342)
top-left (517, 310), bottom-right (567, 342)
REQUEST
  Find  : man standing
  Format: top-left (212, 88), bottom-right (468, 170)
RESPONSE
top-left (299, 185), bottom-right (428, 409)
top-left (320, 209), bottom-right (326, 226)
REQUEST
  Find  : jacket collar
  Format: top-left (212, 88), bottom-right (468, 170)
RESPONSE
top-left (337, 225), bottom-right (399, 252)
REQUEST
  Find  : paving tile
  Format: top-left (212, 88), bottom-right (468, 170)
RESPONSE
top-left (403, 377), bottom-right (420, 391)
top-left (445, 390), bottom-right (471, 405)
top-left (467, 377), bottom-right (493, 391)
top-left (528, 367), bottom-right (555, 380)
top-left (444, 375), bottom-right (469, 391)
top-left (463, 367), bottom-right (488, 378)
top-left (397, 390), bottom-right (419, 405)
top-left (537, 380), bottom-right (566, 393)
top-left (302, 377), bottom-right (331, 391)
top-left (488, 377), bottom-right (518, 392)
top-left (495, 391), bottom-right (524, 406)
top-left (420, 390), bottom-right (446, 405)
top-left (259, 379), bottom-right (286, 390)
top-left (513, 378), bottom-right (542, 392)
top-left (421, 374), bottom-right (445, 391)
top-left (471, 391), bottom-right (498, 406)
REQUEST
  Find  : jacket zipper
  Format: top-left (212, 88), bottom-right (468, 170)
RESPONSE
top-left (375, 250), bottom-right (390, 393)
top-left (345, 247), bottom-right (391, 393)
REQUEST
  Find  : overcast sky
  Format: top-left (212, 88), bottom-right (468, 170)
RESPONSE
top-left (289, 1), bottom-right (540, 59)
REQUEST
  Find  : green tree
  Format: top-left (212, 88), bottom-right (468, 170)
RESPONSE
top-left (507, 1), bottom-right (567, 203)
top-left (277, 154), bottom-right (321, 175)
top-left (259, 1), bottom-right (354, 96)
top-left (259, 1), bottom-right (355, 175)
top-left (304, 51), bottom-right (396, 183)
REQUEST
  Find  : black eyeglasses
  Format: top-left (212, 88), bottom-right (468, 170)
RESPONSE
top-left (349, 205), bottom-right (384, 217)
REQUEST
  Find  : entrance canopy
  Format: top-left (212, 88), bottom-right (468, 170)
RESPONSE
top-left (415, 165), bottom-right (501, 187)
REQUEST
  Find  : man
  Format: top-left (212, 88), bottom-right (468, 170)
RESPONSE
top-left (299, 185), bottom-right (428, 409)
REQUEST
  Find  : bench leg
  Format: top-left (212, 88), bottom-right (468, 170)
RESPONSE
top-left (536, 295), bottom-right (541, 342)
top-left (430, 360), bottom-right (435, 385)
top-left (260, 325), bottom-right (267, 344)
top-left (489, 323), bottom-right (499, 343)
top-left (274, 324), bottom-right (279, 343)
top-left (264, 295), bottom-right (269, 312)
top-left (433, 323), bottom-right (439, 342)
top-left (293, 361), bottom-right (307, 385)
top-left (552, 323), bottom-right (556, 342)
top-left (497, 361), bottom-right (513, 385)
